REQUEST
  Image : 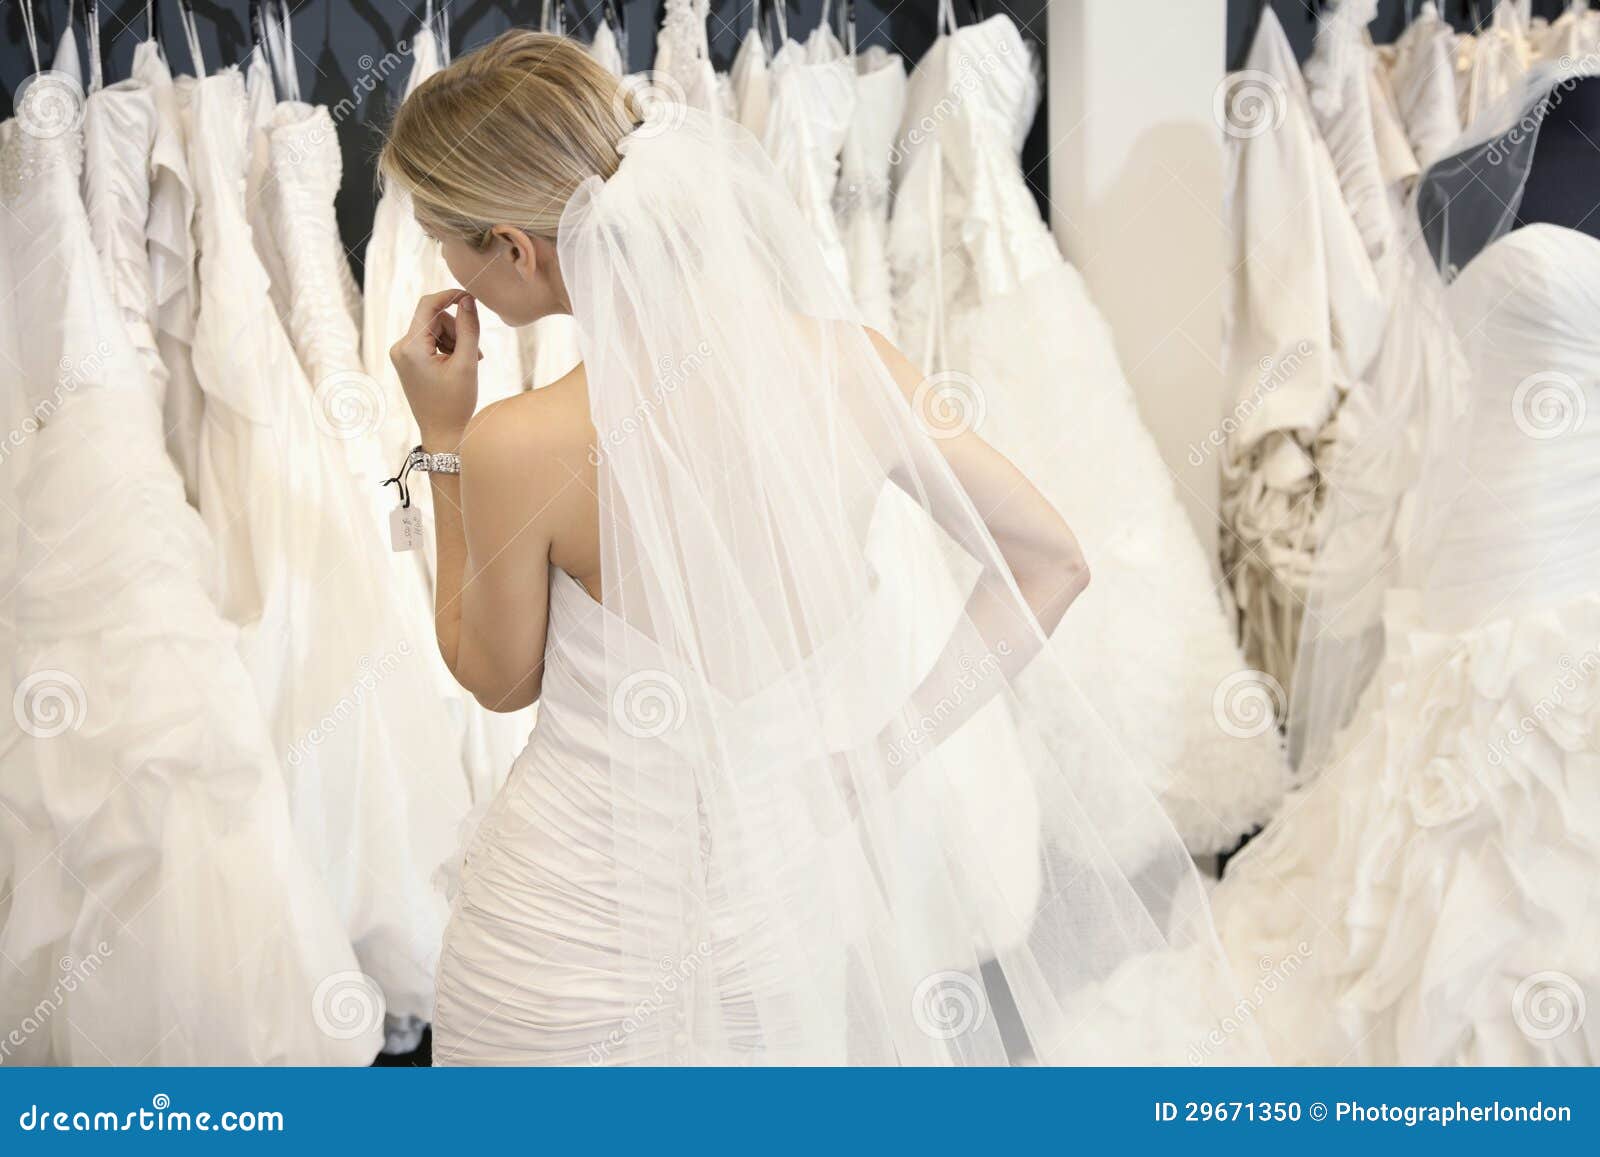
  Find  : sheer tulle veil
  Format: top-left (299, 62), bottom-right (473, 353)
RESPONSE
top-left (1288, 61), bottom-right (1600, 773)
top-left (556, 106), bottom-right (1261, 1063)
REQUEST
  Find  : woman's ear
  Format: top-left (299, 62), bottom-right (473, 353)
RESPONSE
top-left (490, 225), bottom-right (539, 280)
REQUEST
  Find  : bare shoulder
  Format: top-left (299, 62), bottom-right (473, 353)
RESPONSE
top-left (461, 364), bottom-right (594, 476)
top-left (458, 364), bottom-right (597, 526)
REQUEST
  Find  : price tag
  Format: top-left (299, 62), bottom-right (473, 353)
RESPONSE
top-left (389, 505), bottom-right (424, 552)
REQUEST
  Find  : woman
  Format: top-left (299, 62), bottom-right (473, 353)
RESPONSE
top-left (382, 32), bottom-right (1253, 1066)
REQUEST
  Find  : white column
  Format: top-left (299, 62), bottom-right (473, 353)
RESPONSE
top-left (1046, 0), bottom-right (1228, 559)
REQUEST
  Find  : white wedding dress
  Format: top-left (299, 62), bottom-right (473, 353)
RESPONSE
top-left (0, 53), bottom-right (376, 1064)
top-left (893, 15), bottom-right (1287, 852)
top-left (1212, 224), bottom-right (1600, 1065)
top-left (187, 66), bottom-right (471, 1034)
top-left (131, 38), bottom-right (207, 507)
top-left (764, 37), bottom-right (856, 295)
top-left (1389, 3), bottom-right (1464, 169)
top-left (836, 46), bottom-right (906, 338)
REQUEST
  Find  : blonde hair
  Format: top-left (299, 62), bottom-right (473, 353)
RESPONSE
top-left (380, 30), bottom-right (639, 245)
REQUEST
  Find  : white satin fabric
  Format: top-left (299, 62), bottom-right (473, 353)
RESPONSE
top-left (895, 15), bottom-right (1288, 853)
top-left (0, 58), bottom-right (376, 1064)
top-left (187, 67), bottom-right (467, 1030)
top-left (1213, 225), bottom-right (1600, 1065)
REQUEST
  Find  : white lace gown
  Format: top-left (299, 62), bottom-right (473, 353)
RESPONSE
top-left (893, 16), bottom-right (1287, 853)
top-left (187, 67), bottom-right (470, 1031)
top-left (1212, 225), bottom-right (1600, 1065)
top-left (0, 75), bottom-right (376, 1064)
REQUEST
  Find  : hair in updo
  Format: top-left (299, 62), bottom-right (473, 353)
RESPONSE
top-left (380, 30), bottom-right (640, 246)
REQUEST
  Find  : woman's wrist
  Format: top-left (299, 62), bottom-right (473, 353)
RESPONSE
top-left (418, 425), bottom-right (468, 453)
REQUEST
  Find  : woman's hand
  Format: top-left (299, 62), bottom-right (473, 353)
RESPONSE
top-left (389, 288), bottom-right (483, 447)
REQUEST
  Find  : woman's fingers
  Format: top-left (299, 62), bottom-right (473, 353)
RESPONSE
top-left (431, 310), bottom-right (458, 354)
top-left (407, 288), bottom-right (468, 342)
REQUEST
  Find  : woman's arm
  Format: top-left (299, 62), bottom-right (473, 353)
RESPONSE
top-left (390, 290), bottom-right (554, 711)
top-left (865, 328), bottom-right (1090, 635)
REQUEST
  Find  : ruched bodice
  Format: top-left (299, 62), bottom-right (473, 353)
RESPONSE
top-left (1428, 225), bottom-right (1600, 620)
top-left (82, 84), bottom-right (163, 403)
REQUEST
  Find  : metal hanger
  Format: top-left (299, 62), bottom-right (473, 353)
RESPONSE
top-left (176, 0), bottom-right (205, 76)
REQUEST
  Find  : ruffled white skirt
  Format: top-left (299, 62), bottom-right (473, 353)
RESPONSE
top-left (1211, 590), bottom-right (1600, 1064)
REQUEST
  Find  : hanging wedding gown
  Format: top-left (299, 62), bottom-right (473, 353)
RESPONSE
top-left (0, 27), bottom-right (81, 1061)
top-left (359, 28), bottom-right (536, 802)
top-left (1537, 0), bottom-right (1600, 62)
top-left (764, 35), bottom-right (855, 295)
top-left (1304, 0), bottom-right (1415, 286)
top-left (894, 14), bottom-right (1287, 852)
top-left (764, 20), bottom-right (1046, 953)
top-left (1388, 2), bottom-right (1464, 170)
top-left (131, 38), bottom-right (207, 507)
top-left (654, 0), bottom-right (725, 115)
top-left (1219, 9), bottom-right (1387, 718)
top-left (1461, 2), bottom-right (1530, 129)
top-left (836, 46), bottom-right (906, 338)
top-left (1214, 65), bottom-right (1600, 1063)
top-left (0, 49), bottom-right (377, 1064)
top-left (187, 66), bottom-right (471, 1035)
top-left (589, 20), bottom-right (625, 77)
top-left (730, 21), bottom-right (771, 141)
